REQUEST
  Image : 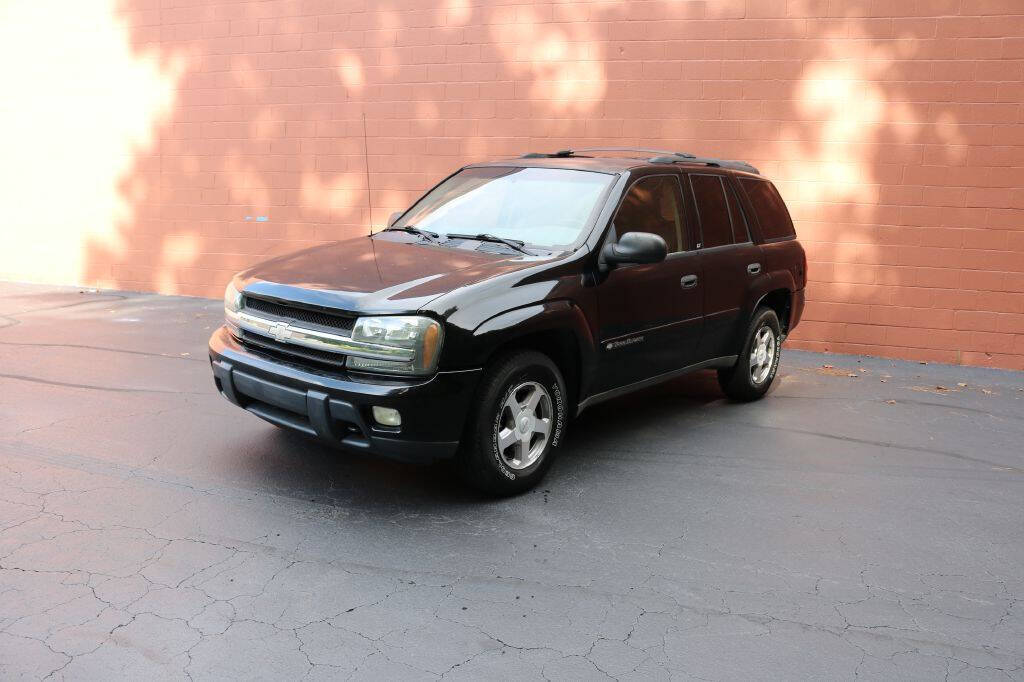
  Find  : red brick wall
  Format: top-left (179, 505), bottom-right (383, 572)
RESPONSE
top-left (2, 0), bottom-right (1023, 369)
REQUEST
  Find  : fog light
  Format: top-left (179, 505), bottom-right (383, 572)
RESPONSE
top-left (372, 406), bottom-right (401, 427)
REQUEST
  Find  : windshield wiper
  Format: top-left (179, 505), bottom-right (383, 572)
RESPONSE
top-left (381, 225), bottom-right (440, 243)
top-left (446, 232), bottom-right (531, 255)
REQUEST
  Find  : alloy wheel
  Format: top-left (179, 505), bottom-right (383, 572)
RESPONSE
top-left (749, 326), bottom-right (776, 385)
top-left (496, 381), bottom-right (553, 470)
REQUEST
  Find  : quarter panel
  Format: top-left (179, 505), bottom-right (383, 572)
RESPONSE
top-left (740, 268), bottom-right (799, 339)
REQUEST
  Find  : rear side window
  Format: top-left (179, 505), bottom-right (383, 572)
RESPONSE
top-left (614, 175), bottom-right (684, 253)
top-left (689, 174), bottom-right (733, 249)
top-left (726, 182), bottom-right (750, 243)
top-left (739, 178), bottom-right (795, 240)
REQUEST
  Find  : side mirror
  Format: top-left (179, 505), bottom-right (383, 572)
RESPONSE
top-left (601, 232), bottom-right (668, 267)
top-left (388, 211), bottom-right (403, 227)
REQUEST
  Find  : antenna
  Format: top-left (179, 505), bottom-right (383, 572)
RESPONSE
top-left (362, 112), bottom-right (373, 236)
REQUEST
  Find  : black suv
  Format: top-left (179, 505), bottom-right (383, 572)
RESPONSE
top-left (209, 148), bottom-right (806, 495)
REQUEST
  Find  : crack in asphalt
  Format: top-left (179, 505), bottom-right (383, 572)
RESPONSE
top-left (711, 419), bottom-right (1024, 474)
top-left (0, 373), bottom-right (210, 395)
top-left (0, 340), bottom-right (207, 363)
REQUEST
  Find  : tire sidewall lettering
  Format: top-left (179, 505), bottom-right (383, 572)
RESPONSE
top-left (767, 324), bottom-right (780, 381)
top-left (549, 382), bottom-right (565, 448)
top-left (490, 382), bottom-right (518, 481)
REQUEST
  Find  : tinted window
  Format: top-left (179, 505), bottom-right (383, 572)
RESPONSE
top-left (614, 175), bottom-right (684, 252)
top-left (739, 178), bottom-right (795, 240)
top-left (689, 174), bottom-right (733, 249)
top-left (726, 181), bottom-right (750, 243)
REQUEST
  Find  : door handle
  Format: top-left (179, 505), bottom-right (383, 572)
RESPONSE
top-left (680, 274), bottom-right (698, 289)
top-left (747, 263), bottom-right (762, 275)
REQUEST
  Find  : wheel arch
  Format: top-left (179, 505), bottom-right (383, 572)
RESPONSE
top-left (470, 300), bottom-right (595, 412)
top-left (755, 288), bottom-right (794, 335)
top-left (745, 265), bottom-right (797, 335)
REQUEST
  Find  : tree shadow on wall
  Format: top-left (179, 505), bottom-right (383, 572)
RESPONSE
top-left (90, 0), bottom-right (971, 365)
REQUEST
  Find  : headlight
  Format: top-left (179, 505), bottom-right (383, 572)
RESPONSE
top-left (347, 316), bottom-right (442, 375)
top-left (224, 281), bottom-right (243, 331)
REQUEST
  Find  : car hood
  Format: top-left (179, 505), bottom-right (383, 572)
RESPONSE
top-left (235, 235), bottom-right (552, 315)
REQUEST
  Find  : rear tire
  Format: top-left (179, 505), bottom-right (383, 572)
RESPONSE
top-left (456, 351), bottom-right (568, 496)
top-left (717, 308), bottom-right (781, 402)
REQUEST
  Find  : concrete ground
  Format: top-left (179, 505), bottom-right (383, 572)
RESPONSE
top-left (0, 281), bottom-right (1022, 681)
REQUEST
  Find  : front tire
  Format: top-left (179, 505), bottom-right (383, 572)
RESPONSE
top-left (457, 351), bottom-right (568, 496)
top-left (717, 308), bottom-right (782, 402)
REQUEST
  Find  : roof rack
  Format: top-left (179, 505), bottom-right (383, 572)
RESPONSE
top-left (520, 149), bottom-right (574, 158)
top-left (520, 147), bottom-right (694, 159)
top-left (649, 155), bottom-right (760, 174)
top-left (518, 148), bottom-right (759, 174)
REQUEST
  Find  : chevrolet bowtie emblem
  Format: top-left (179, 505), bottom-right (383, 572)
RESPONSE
top-left (267, 322), bottom-right (293, 342)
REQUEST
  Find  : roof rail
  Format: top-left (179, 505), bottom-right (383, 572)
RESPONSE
top-left (650, 155), bottom-right (760, 175)
top-left (519, 147), bottom-right (696, 159)
top-left (574, 147), bottom-right (698, 157)
top-left (520, 149), bottom-right (574, 158)
top-left (517, 148), bottom-right (760, 175)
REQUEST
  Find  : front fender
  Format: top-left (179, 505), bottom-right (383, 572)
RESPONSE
top-left (450, 299), bottom-right (597, 378)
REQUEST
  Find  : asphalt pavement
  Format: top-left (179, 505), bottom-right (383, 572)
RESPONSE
top-left (1, 281), bottom-right (1022, 680)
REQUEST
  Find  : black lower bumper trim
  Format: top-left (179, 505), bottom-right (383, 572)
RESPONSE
top-left (210, 330), bottom-right (475, 463)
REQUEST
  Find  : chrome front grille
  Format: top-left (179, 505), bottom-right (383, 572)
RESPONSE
top-left (239, 329), bottom-right (348, 370)
top-left (243, 296), bottom-right (355, 334)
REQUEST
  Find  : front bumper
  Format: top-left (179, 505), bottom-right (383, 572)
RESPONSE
top-left (209, 326), bottom-right (480, 462)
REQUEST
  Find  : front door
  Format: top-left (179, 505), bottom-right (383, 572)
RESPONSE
top-left (594, 174), bottom-right (703, 393)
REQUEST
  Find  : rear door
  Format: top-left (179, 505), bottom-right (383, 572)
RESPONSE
top-left (594, 173), bottom-right (703, 392)
top-left (685, 172), bottom-right (763, 360)
top-left (737, 176), bottom-right (805, 294)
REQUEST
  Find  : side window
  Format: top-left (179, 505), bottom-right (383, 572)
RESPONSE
top-left (689, 174), bottom-right (733, 249)
top-left (739, 178), bottom-right (795, 240)
top-left (613, 175), bottom-right (684, 253)
top-left (726, 181), bottom-right (751, 244)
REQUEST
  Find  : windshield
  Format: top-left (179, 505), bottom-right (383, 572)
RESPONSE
top-left (392, 166), bottom-right (614, 249)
